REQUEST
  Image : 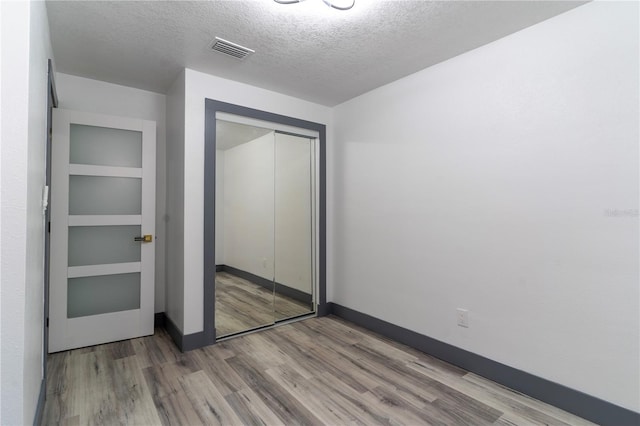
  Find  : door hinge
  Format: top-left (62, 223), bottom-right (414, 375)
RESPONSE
top-left (48, 222), bottom-right (51, 233)
top-left (46, 318), bottom-right (49, 327)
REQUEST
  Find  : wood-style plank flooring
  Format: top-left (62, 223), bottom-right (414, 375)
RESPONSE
top-left (42, 316), bottom-right (594, 426)
top-left (216, 271), bottom-right (313, 337)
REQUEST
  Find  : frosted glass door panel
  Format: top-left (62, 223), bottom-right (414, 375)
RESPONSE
top-left (68, 226), bottom-right (141, 266)
top-left (70, 124), bottom-right (142, 167)
top-left (69, 176), bottom-right (141, 215)
top-left (67, 273), bottom-right (141, 318)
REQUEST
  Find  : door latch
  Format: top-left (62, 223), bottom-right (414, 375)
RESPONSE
top-left (134, 234), bottom-right (153, 243)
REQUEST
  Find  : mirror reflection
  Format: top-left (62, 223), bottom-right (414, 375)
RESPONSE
top-left (215, 118), bottom-right (315, 337)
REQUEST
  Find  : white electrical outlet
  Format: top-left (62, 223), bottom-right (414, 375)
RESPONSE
top-left (457, 308), bottom-right (469, 328)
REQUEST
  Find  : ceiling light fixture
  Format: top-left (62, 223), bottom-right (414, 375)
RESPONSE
top-left (274, 0), bottom-right (355, 11)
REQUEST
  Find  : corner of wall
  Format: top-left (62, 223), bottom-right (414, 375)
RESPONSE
top-left (164, 70), bottom-right (186, 333)
top-left (0, 2), bottom-right (31, 423)
top-left (1, 0), bottom-right (56, 423)
top-left (329, 1), bottom-right (639, 413)
top-left (25, 0), bottom-right (55, 423)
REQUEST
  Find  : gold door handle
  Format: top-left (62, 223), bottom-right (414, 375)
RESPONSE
top-left (134, 235), bottom-right (153, 243)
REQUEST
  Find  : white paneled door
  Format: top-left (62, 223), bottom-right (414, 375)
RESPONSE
top-left (49, 109), bottom-right (156, 352)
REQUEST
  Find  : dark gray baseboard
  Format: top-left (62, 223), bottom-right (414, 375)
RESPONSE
top-left (218, 264), bottom-right (313, 305)
top-left (316, 302), bottom-right (331, 317)
top-left (328, 303), bottom-right (639, 426)
top-left (33, 378), bottom-right (45, 426)
top-left (164, 313), bottom-right (207, 352)
top-left (154, 312), bottom-right (166, 328)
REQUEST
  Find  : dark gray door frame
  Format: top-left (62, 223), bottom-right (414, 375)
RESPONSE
top-left (203, 99), bottom-right (328, 346)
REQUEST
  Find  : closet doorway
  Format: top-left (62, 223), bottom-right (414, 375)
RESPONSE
top-left (204, 100), bottom-right (327, 342)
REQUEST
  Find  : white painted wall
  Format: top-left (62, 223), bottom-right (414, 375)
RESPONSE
top-left (332, 1), bottom-right (639, 412)
top-left (55, 73), bottom-right (167, 314)
top-left (0, 0), bottom-right (54, 423)
top-left (165, 70), bottom-right (186, 331)
top-left (180, 68), bottom-right (333, 334)
top-left (222, 133), bottom-right (275, 279)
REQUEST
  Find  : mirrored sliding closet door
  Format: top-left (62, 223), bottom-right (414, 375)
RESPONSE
top-left (215, 116), bottom-right (317, 338)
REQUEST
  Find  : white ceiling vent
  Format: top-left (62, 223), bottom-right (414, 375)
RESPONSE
top-left (211, 37), bottom-right (254, 60)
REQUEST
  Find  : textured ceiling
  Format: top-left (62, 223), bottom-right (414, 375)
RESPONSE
top-left (46, 0), bottom-right (586, 106)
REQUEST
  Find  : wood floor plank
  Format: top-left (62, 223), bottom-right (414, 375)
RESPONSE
top-left (41, 390), bottom-right (76, 426)
top-left (46, 351), bottom-right (71, 395)
top-left (265, 364), bottom-right (364, 425)
top-left (265, 327), bottom-right (381, 393)
top-left (179, 370), bottom-right (245, 425)
top-left (286, 321), bottom-right (446, 407)
top-left (493, 415), bottom-right (530, 426)
top-left (225, 353), bottom-right (324, 425)
top-left (224, 332), bottom-right (289, 371)
top-left (61, 350), bottom-right (119, 425)
top-left (463, 373), bottom-right (595, 426)
top-left (142, 352), bottom-right (202, 400)
top-left (105, 339), bottom-right (136, 360)
top-left (323, 316), bottom-right (469, 378)
top-left (44, 350), bottom-right (117, 424)
top-left (132, 327), bottom-right (183, 369)
top-left (348, 339), bottom-right (501, 426)
top-left (312, 372), bottom-right (397, 426)
top-left (294, 315), bottom-right (366, 346)
top-left (40, 411), bottom-right (80, 426)
top-left (204, 339), bottom-right (238, 360)
top-left (225, 387), bottom-right (287, 426)
top-left (250, 330), bottom-right (321, 380)
top-left (153, 389), bottom-right (203, 426)
top-left (193, 349), bottom-right (249, 396)
top-left (58, 415), bottom-right (80, 426)
top-left (292, 318), bottom-right (366, 348)
top-left (328, 340), bottom-right (443, 403)
top-left (43, 316), bottom-right (595, 426)
top-left (108, 355), bottom-right (162, 425)
top-left (366, 385), bottom-right (457, 426)
top-left (431, 389), bottom-right (502, 425)
top-left (407, 358), bottom-right (593, 426)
